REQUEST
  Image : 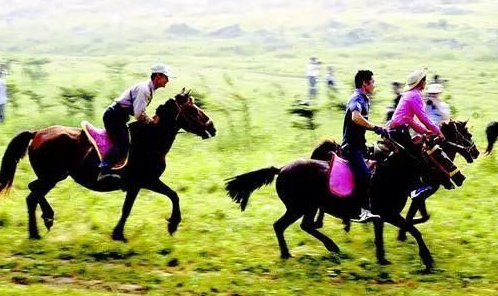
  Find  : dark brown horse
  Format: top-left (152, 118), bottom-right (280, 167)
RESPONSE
top-left (0, 89), bottom-right (216, 241)
top-left (225, 137), bottom-right (464, 271)
top-left (311, 120), bottom-right (479, 241)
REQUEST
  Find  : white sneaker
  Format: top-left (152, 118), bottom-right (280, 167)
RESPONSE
top-left (351, 208), bottom-right (380, 223)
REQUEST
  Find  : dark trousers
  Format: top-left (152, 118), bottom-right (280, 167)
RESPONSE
top-left (100, 104), bottom-right (130, 169)
top-left (347, 148), bottom-right (371, 213)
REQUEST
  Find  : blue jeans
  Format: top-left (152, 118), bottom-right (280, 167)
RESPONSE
top-left (347, 148), bottom-right (371, 211)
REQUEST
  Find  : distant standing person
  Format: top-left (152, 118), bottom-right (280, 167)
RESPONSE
top-left (325, 66), bottom-right (337, 92)
top-left (306, 57), bottom-right (319, 98)
top-left (425, 83), bottom-right (450, 125)
top-left (0, 65), bottom-right (7, 123)
top-left (385, 81), bottom-right (402, 122)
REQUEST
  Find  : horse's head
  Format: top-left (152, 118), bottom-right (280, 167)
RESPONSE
top-left (440, 120), bottom-right (479, 163)
top-left (423, 137), bottom-right (466, 189)
top-left (310, 139), bottom-right (342, 161)
top-left (155, 88), bottom-right (216, 139)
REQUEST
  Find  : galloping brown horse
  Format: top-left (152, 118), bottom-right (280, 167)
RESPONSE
top-left (226, 137), bottom-right (464, 271)
top-left (0, 89), bottom-right (216, 241)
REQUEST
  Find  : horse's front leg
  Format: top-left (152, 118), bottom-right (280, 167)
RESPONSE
top-left (374, 219), bottom-right (390, 265)
top-left (390, 214), bottom-right (434, 272)
top-left (112, 187), bottom-right (140, 242)
top-left (142, 179), bottom-right (181, 235)
top-left (313, 208), bottom-right (325, 228)
top-left (398, 186), bottom-right (437, 241)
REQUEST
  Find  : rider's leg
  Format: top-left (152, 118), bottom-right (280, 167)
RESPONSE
top-left (348, 148), bottom-right (379, 223)
top-left (98, 105), bottom-right (129, 182)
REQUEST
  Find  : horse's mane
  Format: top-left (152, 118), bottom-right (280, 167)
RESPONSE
top-left (310, 139), bottom-right (342, 161)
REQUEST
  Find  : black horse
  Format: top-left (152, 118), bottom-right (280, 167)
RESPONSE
top-left (225, 137), bottom-right (464, 271)
top-left (396, 120), bottom-right (479, 241)
top-left (485, 121), bottom-right (498, 154)
top-left (0, 89), bottom-right (216, 241)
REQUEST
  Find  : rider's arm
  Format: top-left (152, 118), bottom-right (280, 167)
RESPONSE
top-left (133, 90), bottom-right (153, 124)
top-left (410, 95), bottom-right (442, 135)
top-left (351, 110), bottom-right (376, 130)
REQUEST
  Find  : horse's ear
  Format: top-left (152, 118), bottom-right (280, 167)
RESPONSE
top-left (186, 89), bottom-right (191, 96)
top-left (181, 87), bottom-right (186, 94)
top-left (463, 119), bottom-right (469, 127)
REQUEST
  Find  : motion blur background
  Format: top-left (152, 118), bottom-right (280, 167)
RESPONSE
top-left (0, 1), bottom-right (497, 295)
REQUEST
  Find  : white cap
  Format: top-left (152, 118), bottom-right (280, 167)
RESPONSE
top-left (427, 83), bottom-right (443, 94)
top-left (150, 63), bottom-right (176, 78)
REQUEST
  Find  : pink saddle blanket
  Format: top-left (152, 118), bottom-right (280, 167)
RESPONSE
top-left (328, 152), bottom-right (355, 198)
top-left (81, 121), bottom-right (128, 170)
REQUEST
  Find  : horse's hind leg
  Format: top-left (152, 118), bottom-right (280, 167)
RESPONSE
top-left (27, 179), bottom-right (58, 236)
top-left (26, 192), bottom-right (41, 239)
top-left (273, 210), bottom-right (301, 259)
top-left (300, 208), bottom-right (340, 254)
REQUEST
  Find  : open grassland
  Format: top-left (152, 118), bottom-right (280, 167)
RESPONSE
top-left (1, 0), bottom-right (498, 295)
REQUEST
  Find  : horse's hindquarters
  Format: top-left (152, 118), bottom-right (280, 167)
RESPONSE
top-left (276, 159), bottom-right (330, 209)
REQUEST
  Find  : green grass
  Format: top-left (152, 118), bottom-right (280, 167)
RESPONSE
top-left (1, 0), bottom-right (498, 295)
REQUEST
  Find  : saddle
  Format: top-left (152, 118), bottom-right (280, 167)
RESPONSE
top-left (81, 121), bottom-right (129, 170)
top-left (328, 152), bottom-right (377, 198)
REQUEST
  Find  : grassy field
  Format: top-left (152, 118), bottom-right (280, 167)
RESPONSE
top-left (1, 1), bottom-right (498, 295)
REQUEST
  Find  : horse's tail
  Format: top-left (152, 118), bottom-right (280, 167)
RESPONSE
top-left (225, 166), bottom-right (281, 211)
top-left (0, 131), bottom-right (35, 197)
top-left (485, 121), bottom-right (498, 154)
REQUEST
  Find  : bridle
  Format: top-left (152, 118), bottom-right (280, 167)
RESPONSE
top-left (444, 121), bottom-right (477, 156)
top-left (424, 143), bottom-right (461, 178)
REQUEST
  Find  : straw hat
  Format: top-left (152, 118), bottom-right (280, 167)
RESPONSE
top-left (404, 70), bottom-right (427, 91)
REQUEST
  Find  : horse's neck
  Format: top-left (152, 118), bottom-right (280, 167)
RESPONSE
top-left (130, 122), bottom-right (179, 155)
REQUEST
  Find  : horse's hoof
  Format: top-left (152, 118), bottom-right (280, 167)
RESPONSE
top-left (167, 222), bottom-right (178, 235)
top-left (43, 218), bottom-right (54, 231)
top-left (343, 222), bottom-right (351, 233)
top-left (421, 266), bottom-right (434, 274)
top-left (280, 253), bottom-right (292, 259)
top-left (326, 244), bottom-right (340, 254)
top-left (112, 232), bottom-right (128, 242)
top-left (29, 234), bottom-right (41, 240)
top-left (378, 258), bottom-right (392, 265)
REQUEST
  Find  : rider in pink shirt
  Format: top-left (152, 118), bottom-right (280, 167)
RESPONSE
top-left (388, 70), bottom-right (445, 201)
top-left (389, 70), bottom-right (444, 138)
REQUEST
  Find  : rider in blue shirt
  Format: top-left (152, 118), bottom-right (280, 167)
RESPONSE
top-left (342, 70), bottom-right (387, 223)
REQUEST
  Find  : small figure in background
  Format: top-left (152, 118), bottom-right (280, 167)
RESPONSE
top-left (325, 66), bottom-right (337, 92)
top-left (0, 64), bottom-right (8, 123)
top-left (431, 74), bottom-right (448, 85)
top-left (385, 81), bottom-right (402, 122)
top-left (306, 57), bottom-right (320, 100)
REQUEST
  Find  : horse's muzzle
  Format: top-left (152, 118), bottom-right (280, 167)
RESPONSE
top-left (451, 171), bottom-right (466, 187)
